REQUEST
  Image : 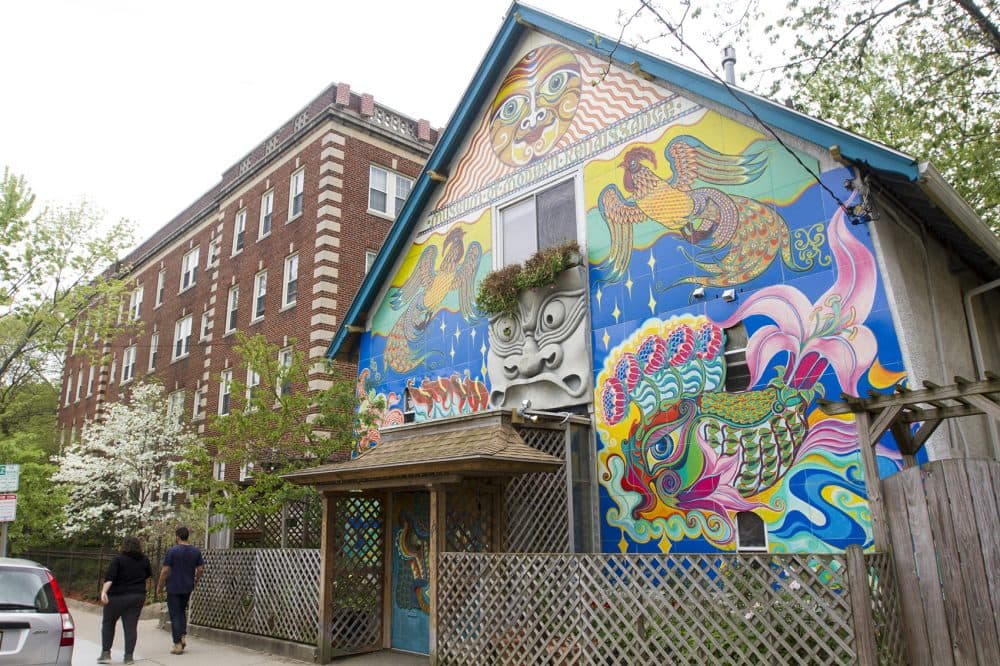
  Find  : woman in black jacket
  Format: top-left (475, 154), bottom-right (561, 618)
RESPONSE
top-left (98, 536), bottom-right (151, 665)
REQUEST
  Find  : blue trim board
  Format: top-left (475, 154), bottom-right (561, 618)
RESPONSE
top-left (326, 1), bottom-right (920, 360)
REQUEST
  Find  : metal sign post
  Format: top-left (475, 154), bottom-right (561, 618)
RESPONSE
top-left (0, 465), bottom-right (21, 558)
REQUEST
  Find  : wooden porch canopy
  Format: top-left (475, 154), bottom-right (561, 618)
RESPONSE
top-left (818, 373), bottom-right (1000, 550)
top-left (284, 415), bottom-right (563, 491)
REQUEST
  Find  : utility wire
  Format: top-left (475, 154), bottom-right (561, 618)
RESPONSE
top-left (635, 0), bottom-right (861, 221)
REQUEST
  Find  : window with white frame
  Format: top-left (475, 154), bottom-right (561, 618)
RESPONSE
top-left (226, 285), bottom-right (239, 332)
top-left (240, 461), bottom-right (254, 482)
top-left (365, 250), bottom-right (377, 274)
top-left (160, 465), bottom-right (176, 505)
top-left (149, 332), bottom-right (159, 370)
top-left (87, 364), bottom-right (95, 396)
top-left (260, 189), bottom-right (274, 238)
top-left (156, 269), bottom-right (166, 307)
top-left (75, 367), bottom-right (83, 402)
top-left (167, 390), bottom-right (185, 425)
top-left (368, 165), bottom-right (412, 218)
top-left (128, 286), bottom-right (143, 320)
top-left (213, 461), bottom-right (226, 481)
top-left (233, 209), bottom-right (247, 254)
top-left (64, 376), bottom-right (72, 406)
top-left (109, 354), bottom-right (117, 384)
top-left (173, 315), bottom-right (192, 359)
top-left (121, 345), bottom-right (136, 383)
top-left (246, 367), bottom-right (261, 410)
top-left (497, 178), bottom-right (577, 268)
top-left (201, 311), bottom-right (211, 340)
top-left (282, 253), bottom-right (298, 307)
top-left (219, 369), bottom-right (232, 415)
top-left (288, 168), bottom-right (304, 220)
top-left (252, 271), bottom-right (267, 321)
top-left (71, 328), bottom-right (78, 355)
top-left (192, 387), bottom-right (204, 420)
top-left (180, 247), bottom-right (199, 290)
top-left (278, 347), bottom-right (293, 396)
top-left (208, 238), bottom-right (220, 267)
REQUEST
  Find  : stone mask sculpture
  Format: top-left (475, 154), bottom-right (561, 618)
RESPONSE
top-left (487, 265), bottom-right (592, 410)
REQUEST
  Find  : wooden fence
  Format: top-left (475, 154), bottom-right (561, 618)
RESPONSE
top-left (883, 458), bottom-right (1000, 665)
top-left (189, 548), bottom-right (320, 645)
top-left (438, 548), bottom-right (905, 665)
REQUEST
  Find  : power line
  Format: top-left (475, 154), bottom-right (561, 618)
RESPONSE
top-left (635, 0), bottom-right (861, 221)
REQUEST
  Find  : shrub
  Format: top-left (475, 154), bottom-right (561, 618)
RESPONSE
top-left (476, 241), bottom-right (581, 317)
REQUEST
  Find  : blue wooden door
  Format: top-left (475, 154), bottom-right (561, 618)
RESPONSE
top-left (390, 492), bottom-right (430, 654)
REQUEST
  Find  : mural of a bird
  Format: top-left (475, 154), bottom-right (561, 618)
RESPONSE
top-left (384, 225), bottom-right (482, 373)
top-left (598, 136), bottom-right (803, 287)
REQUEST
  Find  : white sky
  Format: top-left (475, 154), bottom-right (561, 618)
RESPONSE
top-left (0, 1), bottom-right (724, 251)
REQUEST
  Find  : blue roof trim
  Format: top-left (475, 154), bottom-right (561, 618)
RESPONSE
top-left (328, 2), bottom-right (920, 360)
top-left (516, 5), bottom-right (919, 180)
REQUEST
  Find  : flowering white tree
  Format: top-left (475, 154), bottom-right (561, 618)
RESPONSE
top-left (53, 382), bottom-right (194, 539)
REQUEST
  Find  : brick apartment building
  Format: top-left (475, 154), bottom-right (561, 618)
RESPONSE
top-left (56, 83), bottom-right (438, 485)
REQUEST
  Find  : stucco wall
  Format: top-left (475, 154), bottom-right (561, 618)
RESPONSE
top-left (870, 200), bottom-right (1000, 459)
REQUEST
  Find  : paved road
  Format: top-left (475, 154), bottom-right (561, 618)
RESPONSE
top-left (68, 600), bottom-right (427, 665)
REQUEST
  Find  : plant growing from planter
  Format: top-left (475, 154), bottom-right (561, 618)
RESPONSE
top-left (475, 240), bottom-right (581, 317)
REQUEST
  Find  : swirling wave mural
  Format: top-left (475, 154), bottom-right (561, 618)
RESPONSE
top-left (597, 202), bottom-right (889, 553)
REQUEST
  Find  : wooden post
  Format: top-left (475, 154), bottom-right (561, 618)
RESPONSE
top-left (854, 411), bottom-right (889, 550)
top-left (317, 493), bottom-right (336, 663)
top-left (428, 487), bottom-right (446, 666)
top-left (846, 544), bottom-right (878, 666)
top-left (382, 491), bottom-right (393, 650)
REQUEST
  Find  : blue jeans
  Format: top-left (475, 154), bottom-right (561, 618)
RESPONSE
top-left (166, 592), bottom-right (191, 644)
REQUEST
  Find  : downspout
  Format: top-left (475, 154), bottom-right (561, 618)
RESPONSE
top-left (964, 278), bottom-right (1000, 460)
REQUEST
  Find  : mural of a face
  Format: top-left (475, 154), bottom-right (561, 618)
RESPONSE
top-left (489, 45), bottom-right (581, 167)
top-left (487, 265), bottom-right (591, 410)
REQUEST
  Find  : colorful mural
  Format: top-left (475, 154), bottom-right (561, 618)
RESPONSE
top-left (596, 201), bottom-right (900, 553)
top-left (597, 136), bottom-right (814, 285)
top-left (354, 36), bottom-right (910, 557)
top-left (489, 44), bottom-right (582, 167)
top-left (384, 224), bottom-right (483, 373)
top-left (406, 371), bottom-right (489, 421)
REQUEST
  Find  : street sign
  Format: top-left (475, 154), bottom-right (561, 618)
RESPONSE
top-left (0, 494), bottom-right (16, 522)
top-left (0, 465), bottom-right (19, 492)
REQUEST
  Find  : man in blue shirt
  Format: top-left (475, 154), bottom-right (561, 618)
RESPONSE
top-left (156, 526), bottom-right (205, 655)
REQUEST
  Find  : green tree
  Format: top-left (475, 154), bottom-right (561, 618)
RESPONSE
top-left (0, 433), bottom-right (67, 551)
top-left (632, 1), bottom-right (999, 231)
top-left (0, 168), bottom-right (135, 421)
top-left (181, 333), bottom-right (372, 523)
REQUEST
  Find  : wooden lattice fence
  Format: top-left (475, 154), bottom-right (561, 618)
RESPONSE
top-left (190, 548), bottom-right (320, 645)
top-left (506, 424), bottom-right (569, 553)
top-left (328, 495), bottom-right (384, 657)
top-left (438, 549), bottom-right (905, 665)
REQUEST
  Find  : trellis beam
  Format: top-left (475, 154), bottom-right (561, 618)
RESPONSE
top-left (819, 377), bottom-right (1000, 416)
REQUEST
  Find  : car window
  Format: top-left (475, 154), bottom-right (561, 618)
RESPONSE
top-left (0, 567), bottom-right (57, 612)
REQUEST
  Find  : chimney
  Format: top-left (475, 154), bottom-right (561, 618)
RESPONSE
top-left (360, 93), bottom-right (375, 117)
top-left (335, 83), bottom-right (351, 106)
top-left (722, 45), bottom-right (736, 85)
top-left (417, 119), bottom-right (431, 142)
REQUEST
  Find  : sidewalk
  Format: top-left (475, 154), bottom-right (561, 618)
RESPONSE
top-left (68, 600), bottom-right (427, 665)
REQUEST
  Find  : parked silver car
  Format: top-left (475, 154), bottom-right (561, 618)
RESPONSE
top-left (0, 558), bottom-right (74, 665)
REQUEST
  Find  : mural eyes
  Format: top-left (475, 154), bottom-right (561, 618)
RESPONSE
top-left (494, 315), bottom-right (518, 343)
top-left (497, 96), bottom-right (526, 124)
top-left (540, 299), bottom-right (566, 332)
top-left (539, 70), bottom-right (571, 98)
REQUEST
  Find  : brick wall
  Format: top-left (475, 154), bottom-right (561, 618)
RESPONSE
top-left (57, 89), bottom-right (436, 479)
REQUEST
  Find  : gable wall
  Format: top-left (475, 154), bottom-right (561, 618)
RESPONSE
top-left (356, 31), bottom-right (918, 555)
